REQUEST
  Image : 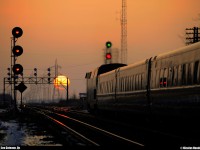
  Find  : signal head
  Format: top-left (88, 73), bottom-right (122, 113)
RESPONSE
top-left (13, 64), bottom-right (23, 75)
top-left (106, 41), bottom-right (112, 48)
top-left (12, 27), bottom-right (23, 38)
top-left (12, 45), bottom-right (23, 56)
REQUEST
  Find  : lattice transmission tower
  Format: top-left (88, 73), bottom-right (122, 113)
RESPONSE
top-left (121, 0), bottom-right (127, 64)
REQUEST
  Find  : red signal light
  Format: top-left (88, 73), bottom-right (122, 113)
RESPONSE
top-left (12, 45), bottom-right (23, 56)
top-left (12, 27), bottom-right (23, 38)
top-left (106, 53), bottom-right (112, 59)
top-left (13, 64), bottom-right (23, 75)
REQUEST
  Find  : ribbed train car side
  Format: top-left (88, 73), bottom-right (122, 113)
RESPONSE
top-left (86, 42), bottom-right (200, 118)
top-left (96, 60), bottom-right (149, 114)
top-left (85, 64), bottom-right (127, 112)
top-left (150, 42), bottom-right (200, 117)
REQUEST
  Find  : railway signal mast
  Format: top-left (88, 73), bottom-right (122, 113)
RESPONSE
top-left (121, 0), bottom-right (127, 64)
top-left (12, 27), bottom-right (25, 110)
top-left (105, 41), bottom-right (112, 64)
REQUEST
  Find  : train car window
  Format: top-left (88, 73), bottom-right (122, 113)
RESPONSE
top-left (193, 61), bottom-right (199, 84)
top-left (181, 64), bottom-right (186, 85)
top-left (85, 72), bottom-right (92, 79)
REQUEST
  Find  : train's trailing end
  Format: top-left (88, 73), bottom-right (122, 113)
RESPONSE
top-left (85, 63), bottom-right (127, 112)
top-left (85, 42), bottom-right (200, 118)
top-left (85, 63), bottom-right (127, 79)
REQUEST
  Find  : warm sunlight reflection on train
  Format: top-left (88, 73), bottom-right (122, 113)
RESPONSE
top-left (54, 75), bottom-right (70, 89)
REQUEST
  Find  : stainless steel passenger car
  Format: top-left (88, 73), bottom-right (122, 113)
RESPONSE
top-left (85, 42), bottom-right (200, 118)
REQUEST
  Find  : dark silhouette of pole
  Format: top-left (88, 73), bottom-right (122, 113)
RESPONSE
top-left (3, 78), bottom-right (5, 106)
top-left (67, 77), bottom-right (69, 101)
top-left (13, 36), bottom-right (17, 111)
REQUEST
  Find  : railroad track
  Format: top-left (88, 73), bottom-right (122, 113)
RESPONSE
top-left (26, 106), bottom-right (145, 148)
top-left (25, 106), bottom-right (200, 148)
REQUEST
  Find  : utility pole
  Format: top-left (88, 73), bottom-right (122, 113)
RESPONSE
top-left (186, 27), bottom-right (200, 45)
top-left (121, 0), bottom-right (127, 64)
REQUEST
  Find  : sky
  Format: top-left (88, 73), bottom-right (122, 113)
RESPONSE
top-left (1, 0), bottom-right (200, 100)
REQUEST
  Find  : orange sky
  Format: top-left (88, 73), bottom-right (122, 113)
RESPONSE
top-left (1, 0), bottom-right (200, 99)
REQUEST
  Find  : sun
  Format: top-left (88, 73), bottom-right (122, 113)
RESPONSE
top-left (54, 75), bottom-right (70, 89)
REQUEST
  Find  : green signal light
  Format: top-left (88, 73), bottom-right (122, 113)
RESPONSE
top-left (106, 41), bottom-right (112, 48)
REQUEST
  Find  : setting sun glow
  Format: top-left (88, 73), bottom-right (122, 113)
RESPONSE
top-left (54, 75), bottom-right (70, 89)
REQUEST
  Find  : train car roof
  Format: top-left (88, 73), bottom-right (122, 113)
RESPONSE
top-left (97, 63), bottom-right (127, 75)
top-left (153, 42), bottom-right (200, 60)
top-left (85, 63), bottom-right (127, 79)
top-left (99, 60), bottom-right (147, 77)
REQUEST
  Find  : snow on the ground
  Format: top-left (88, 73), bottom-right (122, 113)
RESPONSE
top-left (0, 120), bottom-right (24, 146)
top-left (0, 120), bottom-right (62, 146)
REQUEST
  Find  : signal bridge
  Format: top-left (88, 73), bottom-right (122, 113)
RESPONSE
top-left (4, 76), bottom-right (55, 85)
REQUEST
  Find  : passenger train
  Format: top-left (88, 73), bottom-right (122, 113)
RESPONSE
top-left (85, 42), bottom-right (200, 119)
